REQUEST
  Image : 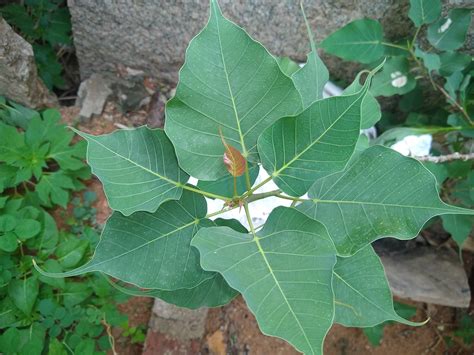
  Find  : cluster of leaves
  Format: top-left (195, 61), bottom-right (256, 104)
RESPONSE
top-left (320, 0), bottom-right (473, 251)
top-left (0, 102), bottom-right (131, 354)
top-left (1, 0), bottom-right (72, 89)
top-left (37, 1), bottom-right (473, 354)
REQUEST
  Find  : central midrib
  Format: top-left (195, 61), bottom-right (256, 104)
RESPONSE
top-left (214, 7), bottom-right (248, 158)
top-left (252, 234), bottom-right (315, 354)
top-left (275, 91), bottom-right (365, 176)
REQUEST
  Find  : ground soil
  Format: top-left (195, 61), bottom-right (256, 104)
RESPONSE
top-left (58, 104), bottom-right (474, 355)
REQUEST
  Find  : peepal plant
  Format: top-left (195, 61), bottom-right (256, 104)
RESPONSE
top-left (37, 1), bottom-right (474, 354)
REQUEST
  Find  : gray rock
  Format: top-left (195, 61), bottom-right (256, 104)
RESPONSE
top-left (149, 299), bottom-right (207, 341)
top-left (76, 73), bottom-right (112, 120)
top-left (68, 1), bottom-right (472, 86)
top-left (0, 18), bottom-right (56, 108)
top-left (381, 247), bottom-right (471, 308)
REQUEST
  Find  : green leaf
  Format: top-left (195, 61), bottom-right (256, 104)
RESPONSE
top-left (414, 46), bottom-right (441, 74)
top-left (438, 52), bottom-right (471, 77)
top-left (343, 72), bottom-right (381, 129)
top-left (408, 0), bottom-right (441, 27)
top-left (258, 74), bottom-right (372, 196)
top-left (192, 207), bottom-right (337, 355)
top-left (214, 217), bottom-right (248, 233)
top-left (165, 0), bottom-right (302, 180)
top-left (36, 172), bottom-right (74, 208)
top-left (442, 214), bottom-right (473, 250)
top-left (333, 245), bottom-right (422, 327)
top-left (444, 71), bottom-right (464, 104)
top-left (276, 57), bottom-right (300, 76)
top-left (74, 127), bottom-right (189, 215)
top-left (371, 57), bottom-right (416, 96)
top-left (38, 259), bottom-right (65, 289)
top-left (427, 8), bottom-right (472, 51)
top-left (0, 327), bottom-right (21, 353)
top-left (62, 282), bottom-right (93, 307)
top-left (197, 164), bottom-right (259, 198)
top-left (56, 238), bottom-right (89, 268)
top-left (298, 145), bottom-right (473, 255)
top-left (0, 232), bottom-right (17, 252)
top-left (110, 273), bottom-right (238, 309)
top-left (8, 277), bottom-right (39, 315)
top-left (292, 4), bottom-right (329, 108)
top-left (36, 190), bottom-right (215, 290)
top-left (321, 19), bottom-right (385, 64)
top-left (14, 219), bottom-right (41, 240)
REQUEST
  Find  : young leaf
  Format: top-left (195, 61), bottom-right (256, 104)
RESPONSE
top-left (438, 52), bottom-right (472, 76)
top-left (333, 245), bottom-right (422, 327)
top-left (342, 72), bottom-right (381, 129)
top-left (408, 0), bottom-right (441, 27)
top-left (258, 72), bottom-right (373, 196)
top-left (74, 127), bottom-right (189, 216)
top-left (35, 190), bottom-right (215, 290)
top-left (427, 8), bottom-right (472, 51)
top-left (371, 56), bottom-right (416, 96)
top-left (292, 3), bottom-right (329, 108)
top-left (192, 207), bottom-right (337, 354)
top-left (165, 0), bottom-right (302, 180)
top-left (219, 128), bottom-right (246, 177)
top-left (442, 214), bottom-right (473, 250)
top-left (298, 145), bottom-right (474, 256)
top-left (321, 19), bottom-right (385, 64)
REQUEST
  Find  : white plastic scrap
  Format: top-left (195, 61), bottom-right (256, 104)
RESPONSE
top-left (391, 134), bottom-right (432, 157)
top-left (438, 18), bottom-right (452, 33)
top-left (390, 71), bottom-right (408, 88)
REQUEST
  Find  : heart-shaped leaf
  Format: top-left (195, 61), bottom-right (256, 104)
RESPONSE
top-left (109, 273), bottom-right (238, 309)
top-left (334, 245), bottom-right (423, 327)
top-left (192, 207), bottom-right (337, 354)
top-left (165, 0), bottom-right (302, 180)
top-left (35, 190), bottom-right (215, 290)
top-left (321, 19), bottom-right (385, 64)
top-left (74, 127), bottom-right (189, 216)
top-left (298, 145), bottom-right (473, 255)
top-left (408, 0), bottom-right (441, 27)
top-left (427, 8), bottom-right (472, 51)
top-left (258, 74), bottom-right (372, 196)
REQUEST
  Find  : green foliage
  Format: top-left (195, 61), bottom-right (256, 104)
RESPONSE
top-left (320, 0), bottom-right (473, 254)
top-left (34, 1), bottom-right (473, 354)
top-left (0, 103), bottom-right (129, 354)
top-left (0, 0), bottom-right (72, 90)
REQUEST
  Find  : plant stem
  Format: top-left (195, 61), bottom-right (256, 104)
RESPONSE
top-left (381, 42), bottom-right (409, 51)
top-left (242, 175), bottom-right (273, 198)
top-left (410, 26), bottom-right (421, 50)
top-left (244, 162), bottom-right (252, 191)
top-left (181, 184), bottom-right (230, 201)
top-left (247, 189), bottom-right (281, 202)
top-left (275, 194), bottom-right (309, 202)
top-left (416, 152), bottom-right (474, 163)
top-left (243, 201), bottom-right (257, 237)
top-left (408, 47), bottom-right (473, 125)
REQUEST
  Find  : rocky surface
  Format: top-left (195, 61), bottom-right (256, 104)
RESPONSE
top-left (0, 18), bottom-right (56, 108)
top-left (68, 0), bottom-right (472, 86)
top-left (67, 0), bottom-right (416, 84)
